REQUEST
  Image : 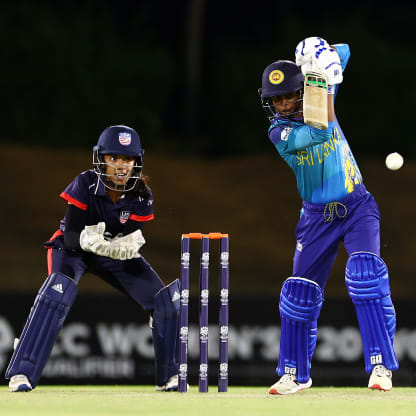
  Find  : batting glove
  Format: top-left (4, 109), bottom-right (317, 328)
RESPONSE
top-left (295, 36), bottom-right (330, 67)
top-left (300, 50), bottom-right (343, 86)
top-left (313, 47), bottom-right (343, 85)
top-left (296, 37), bottom-right (343, 85)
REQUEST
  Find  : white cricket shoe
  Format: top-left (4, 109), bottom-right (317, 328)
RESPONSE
top-left (368, 365), bottom-right (392, 391)
top-left (269, 374), bottom-right (312, 395)
top-left (155, 375), bottom-right (188, 392)
top-left (9, 375), bottom-right (32, 392)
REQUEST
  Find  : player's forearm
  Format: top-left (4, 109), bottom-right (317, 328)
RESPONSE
top-left (63, 203), bottom-right (87, 251)
top-left (64, 231), bottom-right (82, 250)
top-left (332, 43), bottom-right (350, 72)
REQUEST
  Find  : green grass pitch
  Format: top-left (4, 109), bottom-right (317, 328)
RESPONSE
top-left (1, 386), bottom-right (416, 416)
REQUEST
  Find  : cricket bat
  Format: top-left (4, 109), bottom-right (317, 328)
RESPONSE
top-left (303, 71), bottom-right (328, 130)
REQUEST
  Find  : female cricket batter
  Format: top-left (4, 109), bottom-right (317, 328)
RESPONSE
top-left (259, 37), bottom-right (399, 395)
top-left (6, 125), bottom-right (181, 392)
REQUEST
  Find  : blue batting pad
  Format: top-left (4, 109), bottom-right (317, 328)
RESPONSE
top-left (5, 272), bottom-right (77, 388)
top-left (345, 252), bottom-right (399, 373)
top-left (278, 277), bottom-right (323, 383)
top-left (152, 279), bottom-right (180, 386)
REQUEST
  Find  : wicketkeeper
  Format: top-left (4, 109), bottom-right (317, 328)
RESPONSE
top-left (259, 37), bottom-right (399, 394)
top-left (6, 125), bottom-right (181, 392)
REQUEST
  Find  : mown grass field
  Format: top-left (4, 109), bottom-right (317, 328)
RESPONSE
top-left (1, 386), bottom-right (415, 416)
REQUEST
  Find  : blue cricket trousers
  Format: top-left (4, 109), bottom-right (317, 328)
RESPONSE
top-left (293, 184), bottom-right (381, 289)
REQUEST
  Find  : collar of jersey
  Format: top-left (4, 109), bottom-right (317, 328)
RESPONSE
top-left (269, 116), bottom-right (304, 131)
top-left (94, 180), bottom-right (127, 200)
top-left (275, 116), bottom-right (303, 125)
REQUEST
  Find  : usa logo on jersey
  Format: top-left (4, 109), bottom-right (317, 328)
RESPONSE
top-left (120, 210), bottom-right (131, 224)
top-left (119, 132), bottom-right (131, 146)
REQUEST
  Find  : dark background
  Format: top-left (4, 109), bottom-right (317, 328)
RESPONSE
top-left (1, 0), bottom-right (415, 157)
top-left (1, 0), bottom-right (415, 295)
top-left (0, 0), bottom-right (415, 387)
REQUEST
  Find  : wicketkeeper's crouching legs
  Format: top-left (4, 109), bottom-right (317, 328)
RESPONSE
top-left (277, 277), bottom-right (323, 382)
top-left (5, 272), bottom-right (78, 390)
top-left (345, 252), bottom-right (399, 373)
top-left (151, 279), bottom-right (180, 390)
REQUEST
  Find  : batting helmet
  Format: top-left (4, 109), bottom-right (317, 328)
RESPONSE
top-left (93, 125), bottom-right (144, 192)
top-left (95, 125), bottom-right (143, 157)
top-left (260, 60), bottom-right (304, 99)
top-left (258, 60), bottom-right (304, 122)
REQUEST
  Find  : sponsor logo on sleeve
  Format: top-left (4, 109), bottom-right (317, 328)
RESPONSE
top-left (281, 127), bottom-right (292, 141)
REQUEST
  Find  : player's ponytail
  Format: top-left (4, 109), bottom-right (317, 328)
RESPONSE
top-left (129, 175), bottom-right (151, 199)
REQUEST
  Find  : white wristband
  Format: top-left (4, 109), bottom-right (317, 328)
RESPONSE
top-left (328, 85), bottom-right (335, 95)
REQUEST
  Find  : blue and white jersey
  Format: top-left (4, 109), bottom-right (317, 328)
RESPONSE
top-left (268, 44), bottom-right (363, 204)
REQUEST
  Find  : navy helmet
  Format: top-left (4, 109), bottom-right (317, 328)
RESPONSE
top-left (93, 125), bottom-right (144, 192)
top-left (95, 125), bottom-right (143, 157)
top-left (258, 60), bottom-right (304, 122)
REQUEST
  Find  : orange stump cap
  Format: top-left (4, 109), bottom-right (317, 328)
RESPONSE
top-left (182, 232), bottom-right (229, 240)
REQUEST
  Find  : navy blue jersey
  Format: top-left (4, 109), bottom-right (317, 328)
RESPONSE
top-left (45, 170), bottom-right (154, 253)
top-left (60, 169), bottom-right (154, 237)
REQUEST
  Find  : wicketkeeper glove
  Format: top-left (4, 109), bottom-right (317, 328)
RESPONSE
top-left (108, 229), bottom-right (146, 261)
top-left (79, 222), bottom-right (110, 256)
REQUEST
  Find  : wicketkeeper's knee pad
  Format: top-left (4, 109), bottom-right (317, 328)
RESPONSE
top-left (152, 279), bottom-right (180, 386)
top-left (345, 252), bottom-right (399, 373)
top-left (5, 272), bottom-right (78, 388)
top-left (278, 277), bottom-right (323, 383)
